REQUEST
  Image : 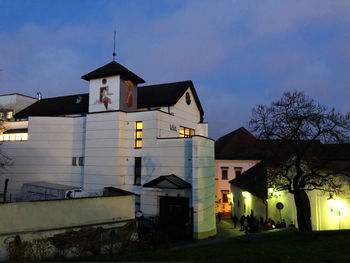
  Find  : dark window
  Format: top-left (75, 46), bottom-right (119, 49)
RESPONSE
top-left (135, 195), bottom-right (141, 212)
top-left (134, 157), bottom-right (142, 185)
top-left (222, 192), bottom-right (229, 203)
top-left (78, 157), bottom-right (84, 166)
top-left (234, 167), bottom-right (243, 177)
top-left (72, 157), bottom-right (77, 166)
top-left (221, 168), bottom-right (228, 180)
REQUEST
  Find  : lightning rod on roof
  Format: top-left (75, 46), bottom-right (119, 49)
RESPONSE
top-left (113, 30), bottom-right (116, 61)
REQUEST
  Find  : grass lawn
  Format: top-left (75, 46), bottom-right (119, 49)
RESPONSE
top-left (51, 229), bottom-right (350, 263)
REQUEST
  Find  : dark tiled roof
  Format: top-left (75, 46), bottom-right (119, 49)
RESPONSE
top-left (229, 162), bottom-right (268, 199)
top-left (14, 94), bottom-right (89, 119)
top-left (138, 80), bottom-right (204, 118)
top-left (81, 61), bottom-right (145, 84)
top-left (14, 81), bottom-right (204, 119)
top-left (215, 127), bottom-right (262, 160)
top-left (143, 174), bottom-right (191, 189)
top-left (3, 128), bottom-right (28, 134)
top-left (217, 127), bottom-right (350, 169)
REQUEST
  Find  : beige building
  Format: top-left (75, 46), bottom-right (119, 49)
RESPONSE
top-left (215, 127), bottom-right (259, 215)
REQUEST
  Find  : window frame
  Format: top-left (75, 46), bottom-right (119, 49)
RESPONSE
top-left (179, 126), bottom-right (195, 138)
top-left (135, 121), bottom-right (143, 148)
top-left (234, 167), bottom-right (243, 178)
top-left (221, 167), bottom-right (228, 180)
top-left (134, 157), bottom-right (142, 185)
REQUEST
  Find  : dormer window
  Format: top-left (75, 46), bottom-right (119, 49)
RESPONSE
top-left (7, 111), bottom-right (13, 120)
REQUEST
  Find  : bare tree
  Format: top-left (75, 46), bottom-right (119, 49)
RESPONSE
top-left (249, 91), bottom-right (350, 230)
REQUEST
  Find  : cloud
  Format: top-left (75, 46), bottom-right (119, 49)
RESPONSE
top-left (1, 0), bottom-right (350, 139)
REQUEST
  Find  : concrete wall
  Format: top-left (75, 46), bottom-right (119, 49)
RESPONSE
top-left (192, 136), bottom-right (216, 239)
top-left (0, 195), bottom-right (135, 260)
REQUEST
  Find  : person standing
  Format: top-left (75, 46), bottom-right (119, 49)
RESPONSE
top-left (217, 212), bottom-right (222, 223)
top-left (232, 215), bottom-right (238, 228)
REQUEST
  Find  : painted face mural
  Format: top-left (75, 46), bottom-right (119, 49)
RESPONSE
top-left (99, 86), bottom-right (112, 110)
top-left (125, 80), bottom-right (133, 107)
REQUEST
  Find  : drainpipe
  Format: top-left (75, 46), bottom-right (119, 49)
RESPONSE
top-left (80, 116), bottom-right (87, 189)
top-left (3, 178), bottom-right (9, 203)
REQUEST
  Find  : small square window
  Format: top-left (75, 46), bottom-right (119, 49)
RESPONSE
top-left (7, 111), bottom-right (13, 120)
top-left (221, 167), bottom-right (228, 180)
top-left (234, 167), bottom-right (243, 178)
top-left (78, 157), bottom-right (84, 166)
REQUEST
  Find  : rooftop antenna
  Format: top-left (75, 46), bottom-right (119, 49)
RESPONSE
top-left (113, 30), bottom-right (116, 61)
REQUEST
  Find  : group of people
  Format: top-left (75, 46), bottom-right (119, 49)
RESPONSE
top-left (231, 213), bottom-right (296, 233)
top-left (217, 211), bottom-right (297, 233)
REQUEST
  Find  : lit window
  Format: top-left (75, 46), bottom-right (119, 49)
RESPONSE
top-left (9, 135), bottom-right (15, 141)
top-left (7, 111), bottom-right (13, 120)
top-left (0, 135), bottom-right (3, 141)
top-left (0, 112), bottom-right (3, 119)
top-left (135, 121), bottom-right (142, 148)
top-left (22, 134), bottom-right (28, 140)
top-left (221, 167), bottom-right (228, 180)
top-left (179, 126), bottom-right (195, 138)
top-left (3, 135), bottom-right (9, 141)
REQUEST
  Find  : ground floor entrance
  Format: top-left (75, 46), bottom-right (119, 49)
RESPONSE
top-left (159, 196), bottom-right (191, 239)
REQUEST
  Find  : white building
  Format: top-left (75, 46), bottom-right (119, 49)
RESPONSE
top-left (0, 61), bottom-right (216, 239)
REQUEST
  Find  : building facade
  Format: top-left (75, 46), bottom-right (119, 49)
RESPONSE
top-left (215, 127), bottom-right (260, 214)
top-left (0, 61), bottom-right (216, 239)
top-left (217, 127), bottom-right (350, 230)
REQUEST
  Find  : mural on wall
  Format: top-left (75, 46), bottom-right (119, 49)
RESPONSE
top-left (97, 86), bottom-right (113, 110)
top-left (125, 80), bottom-right (133, 107)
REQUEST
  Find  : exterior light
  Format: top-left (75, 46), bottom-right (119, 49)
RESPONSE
top-left (328, 195), bottom-right (346, 216)
top-left (242, 191), bottom-right (251, 201)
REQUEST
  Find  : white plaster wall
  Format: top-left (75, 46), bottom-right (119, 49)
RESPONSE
top-left (0, 116), bottom-right (85, 195)
top-left (191, 136), bottom-right (216, 239)
top-left (231, 185), bottom-right (266, 220)
top-left (268, 189), bottom-right (350, 230)
top-left (89, 75), bottom-right (120, 112)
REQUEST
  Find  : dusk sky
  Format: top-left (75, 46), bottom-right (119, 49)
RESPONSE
top-left (1, 0), bottom-right (350, 139)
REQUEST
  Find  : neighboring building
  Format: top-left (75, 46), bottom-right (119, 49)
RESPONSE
top-left (218, 127), bottom-right (350, 230)
top-left (0, 60), bottom-right (216, 239)
top-left (0, 93), bottom-right (37, 121)
top-left (215, 127), bottom-right (260, 214)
